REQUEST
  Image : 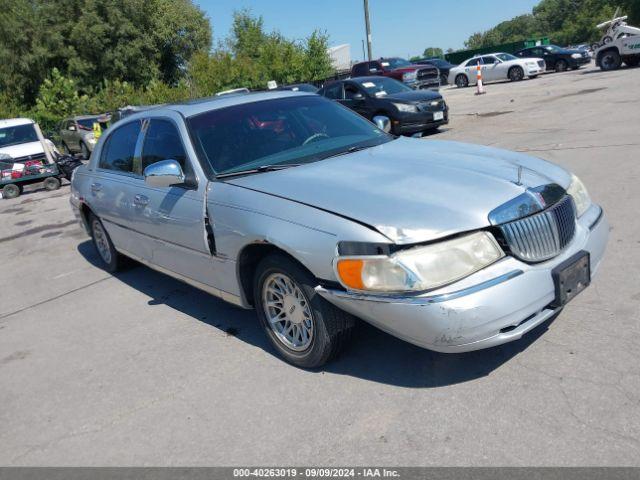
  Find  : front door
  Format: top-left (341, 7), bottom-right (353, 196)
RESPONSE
top-left (126, 117), bottom-right (216, 287)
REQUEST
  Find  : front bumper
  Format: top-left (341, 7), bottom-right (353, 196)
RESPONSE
top-left (317, 204), bottom-right (608, 353)
top-left (394, 108), bottom-right (449, 134)
top-left (525, 65), bottom-right (544, 75)
top-left (570, 56), bottom-right (591, 67)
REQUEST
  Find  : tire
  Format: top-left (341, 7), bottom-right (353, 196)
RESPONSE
top-left (529, 75), bottom-right (538, 79)
top-left (440, 73), bottom-right (448, 86)
top-left (80, 142), bottom-right (90, 159)
top-left (624, 56), bottom-right (640, 67)
top-left (508, 66), bottom-right (524, 81)
top-left (89, 213), bottom-right (123, 273)
top-left (555, 60), bottom-right (568, 72)
top-left (600, 49), bottom-right (622, 71)
top-left (61, 141), bottom-right (70, 154)
top-left (2, 184), bottom-right (20, 199)
top-left (43, 177), bottom-right (61, 191)
top-left (455, 74), bottom-right (468, 88)
top-left (253, 253), bottom-right (354, 368)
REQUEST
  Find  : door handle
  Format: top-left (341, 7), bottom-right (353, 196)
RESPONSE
top-left (133, 194), bottom-right (149, 206)
top-left (90, 182), bottom-right (102, 194)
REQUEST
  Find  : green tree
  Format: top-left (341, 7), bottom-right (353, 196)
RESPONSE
top-left (33, 68), bottom-right (89, 131)
top-left (422, 47), bottom-right (444, 58)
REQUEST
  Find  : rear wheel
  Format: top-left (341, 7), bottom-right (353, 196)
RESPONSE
top-left (600, 50), bottom-right (621, 71)
top-left (43, 177), bottom-right (61, 191)
top-left (508, 66), bottom-right (524, 81)
top-left (439, 73), bottom-right (448, 86)
top-left (624, 56), bottom-right (640, 67)
top-left (555, 59), bottom-right (568, 72)
top-left (253, 253), bottom-right (354, 368)
top-left (89, 213), bottom-right (123, 273)
top-left (455, 74), bottom-right (468, 88)
top-left (2, 184), bottom-right (20, 199)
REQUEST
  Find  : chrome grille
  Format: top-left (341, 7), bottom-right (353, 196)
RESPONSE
top-left (499, 195), bottom-right (576, 262)
top-left (417, 67), bottom-right (438, 81)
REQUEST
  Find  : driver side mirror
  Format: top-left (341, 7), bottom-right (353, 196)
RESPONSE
top-left (143, 159), bottom-right (185, 188)
top-left (351, 93), bottom-right (365, 101)
top-left (373, 115), bottom-right (391, 133)
top-left (68, 125), bottom-right (76, 131)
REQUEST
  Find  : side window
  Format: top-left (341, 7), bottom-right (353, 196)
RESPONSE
top-left (99, 120), bottom-right (141, 173)
top-left (141, 119), bottom-right (188, 172)
top-left (465, 58), bottom-right (480, 67)
top-left (481, 56), bottom-right (496, 64)
top-left (368, 61), bottom-right (381, 73)
top-left (344, 84), bottom-right (362, 100)
top-left (352, 63), bottom-right (368, 76)
top-left (323, 83), bottom-right (343, 100)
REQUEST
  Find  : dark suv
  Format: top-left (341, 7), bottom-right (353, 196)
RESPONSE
top-left (351, 57), bottom-right (440, 90)
top-left (515, 45), bottom-right (591, 72)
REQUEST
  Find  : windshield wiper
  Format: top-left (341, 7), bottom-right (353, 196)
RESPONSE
top-left (320, 144), bottom-right (377, 160)
top-left (216, 163), bottom-right (301, 179)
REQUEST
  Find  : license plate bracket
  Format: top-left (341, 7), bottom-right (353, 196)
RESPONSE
top-left (433, 111), bottom-right (444, 121)
top-left (551, 251), bottom-right (591, 308)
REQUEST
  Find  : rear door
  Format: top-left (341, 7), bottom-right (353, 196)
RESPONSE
top-left (89, 119), bottom-right (148, 258)
top-left (480, 56), bottom-right (500, 81)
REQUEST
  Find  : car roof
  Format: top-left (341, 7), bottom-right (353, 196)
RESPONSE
top-left (0, 118), bottom-right (34, 128)
top-left (121, 90), bottom-right (315, 120)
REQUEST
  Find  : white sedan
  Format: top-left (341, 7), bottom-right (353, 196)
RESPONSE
top-left (449, 52), bottom-right (545, 88)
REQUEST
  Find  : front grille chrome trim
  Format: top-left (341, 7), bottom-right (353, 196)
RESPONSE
top-left (499, 195), bottom-right (576, 263)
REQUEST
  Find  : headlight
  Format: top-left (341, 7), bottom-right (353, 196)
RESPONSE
top-left (392, 103), bottom-right (418, 113)
top-left (567, 173), bottom-right (591, 217)
top-left (571, 53), bottom-right (582, 59)
top-left (335, 232), bottom-right (504, 293)
top-left (402, 71), bottom-right (417, 82)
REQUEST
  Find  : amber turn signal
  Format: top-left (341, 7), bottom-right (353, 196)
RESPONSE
top-left (336, 259), bottom-right (365, 290)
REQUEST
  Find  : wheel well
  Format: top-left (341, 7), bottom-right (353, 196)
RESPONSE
top-left (509, 65), bottom-right (524, 73)
top-left (237, 243), bottom-right (317, 307)
top-left (597, 47), bottom-right (619, 63)
top-left (79, 202), bottom-right (94, 232)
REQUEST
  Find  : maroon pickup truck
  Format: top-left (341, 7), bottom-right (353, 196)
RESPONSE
top-left (351, 57), bottom-right (440, 90)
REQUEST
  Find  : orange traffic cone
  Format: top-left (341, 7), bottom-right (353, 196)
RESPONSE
top-left (475, 63), bottom-right (486, 95)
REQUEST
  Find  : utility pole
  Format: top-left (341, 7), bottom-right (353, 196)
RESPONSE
top-left (363, 0), bottom-right (372, 61)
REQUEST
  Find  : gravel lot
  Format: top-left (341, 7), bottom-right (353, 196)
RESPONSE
top-left (1, 64), bottom-right (639, 466)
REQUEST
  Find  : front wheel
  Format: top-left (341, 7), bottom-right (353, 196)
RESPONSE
top-left (508, 66), bottom-right (524, 81)
top-left (624, 56), bottom-right (640, 67)
top-left (253, 253), bottom-right (354, 368)
top-left (555, 60), bottom-right (568, 72)
top-left (600, 50), bottom-right (621, 71)
top-left (455, 74), bottom-right (469, 88)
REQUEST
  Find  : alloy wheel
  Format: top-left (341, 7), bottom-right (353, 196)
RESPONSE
top-left (261, 272), bottom-right (314, 352)
top-left (92, 220), bottom-right (112, 265)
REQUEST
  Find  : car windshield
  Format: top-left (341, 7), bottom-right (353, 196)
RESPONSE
top-left (544, 45), bottom-right (562, 52)
top-left (355, 77), bottom-right (412, 96)
top-left (384, 58), bottom-right (411, 69)
top-left (282, 84), bottom-right (318, 93)
top-left (188, 95), bottom-right (392, 175)
top-left (496, 53), bottom-right (518, 61)
top-left (76, 118), bottom-right (98, 130)
top-left (0, 123), bottom-right (38, 148)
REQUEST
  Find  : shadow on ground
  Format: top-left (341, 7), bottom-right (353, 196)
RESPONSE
top-left (78, 240), bottom-right (558, 389)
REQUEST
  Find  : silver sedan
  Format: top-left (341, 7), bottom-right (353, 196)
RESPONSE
top-left (70, 91), bottom-right (608, 368)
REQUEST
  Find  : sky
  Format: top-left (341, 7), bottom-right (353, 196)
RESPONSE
top-left (196, 0), bottom-right (541, 61)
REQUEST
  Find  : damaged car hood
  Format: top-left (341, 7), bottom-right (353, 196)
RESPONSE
top-left (226, 137), bottom-right (572, 244)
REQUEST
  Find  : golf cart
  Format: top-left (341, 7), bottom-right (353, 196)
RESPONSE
top-left (593, 8), bottom-right (640, 70)
top-left (0, 118), bottom-right (81, 199)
